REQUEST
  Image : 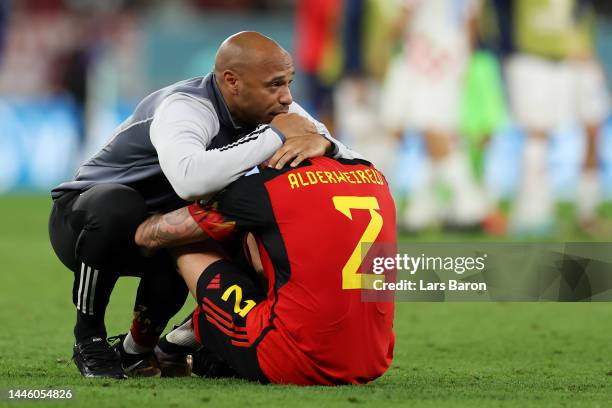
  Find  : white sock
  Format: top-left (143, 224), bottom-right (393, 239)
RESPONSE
top-left (123, 331), bottom-right (153, 355)
top-left (166, 319), bottom-right (199, 349)
top-left (435, 150), bottom-right (488, 225)
top-left (402, 159), bottom-right (440, 230)
top-left (511, 137), bottom-right (553, 229)
top-left (577, 170), bottom-right (600, 221)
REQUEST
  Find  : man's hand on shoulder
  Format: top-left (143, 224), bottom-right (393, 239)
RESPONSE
top-left (268, 113), bottom-right (333, 169)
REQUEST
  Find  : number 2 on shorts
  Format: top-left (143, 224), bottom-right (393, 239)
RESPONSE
top-left (221, 285), bottom-right (256, 317)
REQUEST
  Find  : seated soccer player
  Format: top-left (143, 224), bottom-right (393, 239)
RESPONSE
top-left (136, 157), bottom-right (396, 385)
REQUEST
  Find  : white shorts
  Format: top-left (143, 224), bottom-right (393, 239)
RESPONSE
top-left (506, 54), bottom-right (610, 132)
top-left (380, 53), bottom-right (466, 133)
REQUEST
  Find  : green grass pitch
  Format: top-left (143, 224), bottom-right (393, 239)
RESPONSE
top-left (1, 195), bottom-right (611, 407)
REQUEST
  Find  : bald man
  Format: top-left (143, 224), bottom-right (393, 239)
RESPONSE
top-left (48, 31), bottom-right (362, 379)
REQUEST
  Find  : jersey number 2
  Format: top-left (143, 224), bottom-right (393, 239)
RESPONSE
top-left (333, 196), bottom-right (384, 290)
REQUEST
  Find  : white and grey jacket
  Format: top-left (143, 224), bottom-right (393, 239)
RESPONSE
top-left (52, 73), bottom-right (362, 212)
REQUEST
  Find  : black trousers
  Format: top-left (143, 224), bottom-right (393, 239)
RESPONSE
top-left (48, 184), bottom-right (189, 342)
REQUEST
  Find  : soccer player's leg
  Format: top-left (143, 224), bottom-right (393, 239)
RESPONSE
top-left (113, 252), bottom-right (189, 377)
top-left (172, 243), bottom-right (268, 383)
top-left (154, 314), bottom-right (200, 377)
top-left (506, 55), bottom-right (556, 233)
top-left (49, 184), bottom-right (148, 379)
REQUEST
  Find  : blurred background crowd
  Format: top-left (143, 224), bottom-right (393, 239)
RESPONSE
top-left (1, 0), bottom-right (612, 237)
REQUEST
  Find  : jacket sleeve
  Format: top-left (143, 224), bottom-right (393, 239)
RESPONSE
top-left (150, 93), bottom-right (285, 201)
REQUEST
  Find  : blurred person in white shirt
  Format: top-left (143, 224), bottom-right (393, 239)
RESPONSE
top-left (381, 0), bottom-right (490, 231)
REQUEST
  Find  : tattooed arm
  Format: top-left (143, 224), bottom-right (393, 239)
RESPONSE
top-left (135, 207), bottom-right (206, 253)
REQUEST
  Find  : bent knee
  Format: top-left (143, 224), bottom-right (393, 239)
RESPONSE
top-left (75, 184), bottom-right (147, 225)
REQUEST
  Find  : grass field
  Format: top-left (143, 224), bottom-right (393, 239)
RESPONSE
top-left (1, 195), bottom-right (612, 407)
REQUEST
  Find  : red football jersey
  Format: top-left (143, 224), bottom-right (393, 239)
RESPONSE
top-left (190, 157), bottom-right (396, 385)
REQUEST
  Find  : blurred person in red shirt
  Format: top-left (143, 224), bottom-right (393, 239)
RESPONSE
top-left (295, 0), bottom-right (342, 133)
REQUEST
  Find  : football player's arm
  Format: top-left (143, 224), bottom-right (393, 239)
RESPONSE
top-left (466, 0), bottom-right (483, 50)
top-left (135, 175), bottom-right (269, 253)
top-left (151, 93), bottom-right (285, 201)
top-left (135, 207), bottom-right (205, 253)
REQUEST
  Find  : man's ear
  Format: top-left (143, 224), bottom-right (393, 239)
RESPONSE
top-left (223, 70), bottom-right (240, 95)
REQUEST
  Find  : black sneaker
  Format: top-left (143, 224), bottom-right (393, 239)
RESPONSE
top-left (154, 338), bottom-right (193, 378)
top-left (191, 347), bottom-right (237, 379)
top-left (73, 336), bottom-right (127, 379)
top-left (109, 334), bottom-right (161, 378)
